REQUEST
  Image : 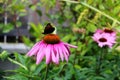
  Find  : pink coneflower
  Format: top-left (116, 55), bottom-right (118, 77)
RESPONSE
top-left (27, 23), bottom-right (77, 64)
top-left (92, 31), bottom-right (116, 48)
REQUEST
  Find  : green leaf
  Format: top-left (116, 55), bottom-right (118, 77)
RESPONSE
top-left (36, 10), bottom-right (42, 16)
top-left (29, 23), bottom-right (43, 39)
top-left (115, 26), bottom-right (120, 31)
top-left (22, 36), bottom-right (33, 46)
top-left (99, 4), bottom-right (105, 10)
top-left (62, 34), bottom-right (72, 42)
top-left (74, 64), bottom-right (81, 69)
top-left (75, 5), bottom-right (82, 11)
top-left (87, 23), bottom-right (97, 32)
top-left (0, 23), bottom-right (14, 33)
top-left (89, 76), bottom-right (105, 80)
top-left (30, 23), bottom-right (41, 34)
top-left (8, 58), bottom-right (28, 71)
top-left (33, 62), bottom-right (46, 75)
top-left (0, 50), bottom-right (9, 61)
top-left (49, 63), bottom-right (66, 79)
top-left (30, 5), bottom-right (37, 11)
top-left (4, 74), bottom-right (28, 80)
top-left (15, 53), bottom-right (26, 66)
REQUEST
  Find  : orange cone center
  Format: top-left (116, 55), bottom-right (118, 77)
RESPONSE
top-left (43, 34), bottom-right (60, 44)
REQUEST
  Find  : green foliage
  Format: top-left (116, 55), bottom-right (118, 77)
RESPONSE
top-left (29, 23), bottom-right (43, 39)
top-left (0, 50), bottom-right (9, 61)
top-left (1, 0), bottom-right (120, 80)
top-left (0, 23), bottom-right (14, 33)
top-left (4, 53), bottom-right (46, 80)
top-left (0, 0), bottom-right (29, 33)
top-left (4, 0), bottom-right (28, 14)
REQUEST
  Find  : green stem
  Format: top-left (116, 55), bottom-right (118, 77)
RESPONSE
top-left (112, 20), bottom-right (117, 28)
top-left (44, 64), bottom-right (49, 80)
top-left (62, 0), bottom-right (120, 24)
top-left (96, 48), bottom-right (105, 75)
top-left (96, 52), bottom-right (102, 75)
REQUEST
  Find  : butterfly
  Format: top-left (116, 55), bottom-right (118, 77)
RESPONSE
top-left (42, 23), bottom-right (55, 34)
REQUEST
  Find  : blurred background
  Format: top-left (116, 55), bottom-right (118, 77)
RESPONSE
top-left (0, 0), bottom-right (120, 80)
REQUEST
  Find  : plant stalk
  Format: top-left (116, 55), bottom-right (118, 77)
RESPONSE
top-left (44, 64), bottom-right (49, 80)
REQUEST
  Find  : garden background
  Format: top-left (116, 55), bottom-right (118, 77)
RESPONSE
top-left (0, 0), bottom-right (120, 80)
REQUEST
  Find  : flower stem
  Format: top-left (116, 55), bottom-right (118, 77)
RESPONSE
top-left (112, 20), bottom-right (117, 28)
top-left (44, 64), bottom-right (49, 80)
top-left (96, 48), bottom-right (105, 75)
top-left (96, 52), bottom-right (102, 75)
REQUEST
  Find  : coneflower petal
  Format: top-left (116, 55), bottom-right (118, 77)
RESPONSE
top-left (54, 44), bottom-right (60, 64)
top-left (60, 43), bottom-right (70, 56)
top-left (56, 50), bottom-right (59, 64)
top-left (58, 45), bottom-right (64, 61)
top-left (60, 44), bottom-right (68, 61)
top-left (51, 45), bottom-right (57, 63)
top-left (45, 45), bottom-right (51, 64)
top-left (63, 43), bottom-right (77, 48)
top-left (65, 45), bottom-right (71, 55)
top-left (27, 41), bottom-right (43, 56)
top-left (36, 43), bottom-right (47, 64)
top-left (36, 51), bottom-right (45, 64)
top-left (27, 44), bottom-right (39, 56)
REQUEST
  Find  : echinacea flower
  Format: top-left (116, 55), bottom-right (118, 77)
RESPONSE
top-left (92, 32), bottom-right (116, 48)
top-left (92, 28), bottom-right (116, 48)
top-left (27, 23), bottom-right (77, 64)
